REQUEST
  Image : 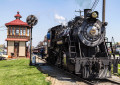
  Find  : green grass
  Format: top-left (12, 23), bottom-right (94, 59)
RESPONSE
top-left (118, 64), bottom-right (120, 76)
top-left (112, 64), bottom-right (120, 77)
top-left (0, 58), bottom-right (50, 85)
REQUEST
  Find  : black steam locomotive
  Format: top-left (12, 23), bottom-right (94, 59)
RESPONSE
top-left (46, 9), bottom-right (118, 79)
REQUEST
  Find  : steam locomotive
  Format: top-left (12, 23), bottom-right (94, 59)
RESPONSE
top-left (46, 9), bottom-right (118, 79)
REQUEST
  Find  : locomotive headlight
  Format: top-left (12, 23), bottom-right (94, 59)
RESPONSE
top-left (92, 12), bottom-right (98, 18)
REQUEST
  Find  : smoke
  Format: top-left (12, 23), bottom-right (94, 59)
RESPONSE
top-left (55, 14), bottom-right (65, 21)
top-left (54, 14), bottom-right (67, 26)
top-left (75, 0), bottom-right (92, 9)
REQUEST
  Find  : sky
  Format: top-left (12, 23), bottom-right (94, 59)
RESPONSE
top-left (0, 0), bottom-right (120, 47)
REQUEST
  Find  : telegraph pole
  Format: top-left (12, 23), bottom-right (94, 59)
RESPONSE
top-left (75, 9), bottom-right (84, 17)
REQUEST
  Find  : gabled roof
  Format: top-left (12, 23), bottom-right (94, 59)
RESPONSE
top-left (5, 11), bottom-right (29, 27)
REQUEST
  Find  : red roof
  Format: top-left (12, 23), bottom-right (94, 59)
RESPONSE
top-left (5, 19), bottom-right (29, 26)
top-left (14, 11), bottom-right (22, 18)
top-left (6, 38), bottom-right (29, 41)
top-left (5, 11), bottom-right (29, 27)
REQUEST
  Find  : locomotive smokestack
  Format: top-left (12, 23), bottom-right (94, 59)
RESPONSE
top-left (84, 9), bottom-right (91, 19)
top-left (102, 0), bottom-right (106, 23)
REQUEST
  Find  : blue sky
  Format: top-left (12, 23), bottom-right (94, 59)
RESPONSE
top-left (0, 0), bottom-right (120, 46)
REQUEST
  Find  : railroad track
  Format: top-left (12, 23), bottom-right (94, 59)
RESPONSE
top-left (35, 55), bottom-right (120, 85)
top-left (54, 64), bottom-right (120, 85)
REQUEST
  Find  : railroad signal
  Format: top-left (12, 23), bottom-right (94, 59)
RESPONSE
top-left (26, 15), bottom-right (38, 66)
top-left (26, 15), bottom-right (38, 26)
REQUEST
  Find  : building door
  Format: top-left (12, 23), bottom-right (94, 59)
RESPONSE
top-left (14, 42), bottom-right (19, 57)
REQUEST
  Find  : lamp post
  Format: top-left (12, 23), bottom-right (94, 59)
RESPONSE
top-left (26, 15), bottom-right (38, 66)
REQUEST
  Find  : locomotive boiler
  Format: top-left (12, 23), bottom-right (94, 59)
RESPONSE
top-left (46, 9), bottom-right (118, 79)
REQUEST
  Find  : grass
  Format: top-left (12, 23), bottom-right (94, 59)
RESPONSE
top-left (112, 64), bottom-right (120, 77)
top-left (0, 58), bottom-right (50, 85)
top-left (118, 64), bottom-right (120, 76)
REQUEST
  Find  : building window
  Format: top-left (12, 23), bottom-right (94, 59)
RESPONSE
top-left (15, 28), bottom-right (19, 35)
top-left (27, 29), bottom-right (29, 36)
top-left (23, 28), bottom-right (26, 36)
top-left (20, 28), bottom-right (22, 35)
top-left (8, 28), bottom-right (11, 35)
top-left (12, 27), bottom-right (14, 35)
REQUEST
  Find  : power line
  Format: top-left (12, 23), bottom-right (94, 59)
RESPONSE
top-left (0, 25), bottom-right (6, 28)
top-left (91, 0), bottom-right (99, 11)
top-left (0, 29), bottom-right (7, 31)
top-left (0, 25), bottom-right (7, 31)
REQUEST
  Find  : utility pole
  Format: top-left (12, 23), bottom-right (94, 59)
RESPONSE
top-left (75, 9), bottom-right (84, 17)
top-left (102, 0), bottom-right (106, 23)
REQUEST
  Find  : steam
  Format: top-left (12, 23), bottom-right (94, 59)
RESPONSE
top-left (75, 0), bottom-right (92, 9)
top-left (55, 14), bottom-right (65, 21)
top-left (54, 14), bottom-right (67, 26)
